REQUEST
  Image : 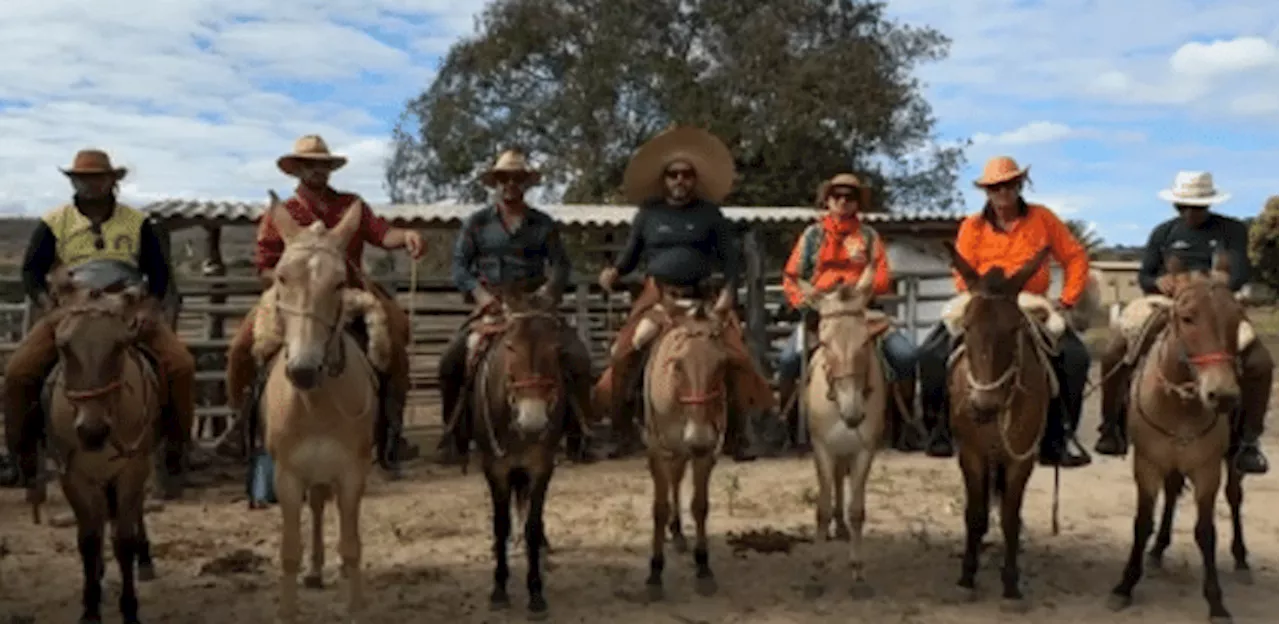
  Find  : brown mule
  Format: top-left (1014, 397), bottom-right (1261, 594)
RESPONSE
top-left (43, 282), bottom-right (161, 624)
top-left (630, 290), bottom-right (730, 601)
top-left (944, 243), bottom-right (1055, 610)
top-left (468, 284), bottom-right (570, 620)
top-left (1107, 254), bottom-right (1243, 624)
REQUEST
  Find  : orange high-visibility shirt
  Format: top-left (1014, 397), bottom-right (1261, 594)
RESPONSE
top-left (782, 215), bottom-right (892, 309)
top-left (952, 203), bottom-right (1088, 306)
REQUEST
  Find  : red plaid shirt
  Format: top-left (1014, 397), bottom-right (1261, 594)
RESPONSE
top-left (254, 185), bottom-right (392, 285)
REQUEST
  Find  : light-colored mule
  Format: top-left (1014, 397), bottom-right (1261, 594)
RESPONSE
top-left (252, 192), bottom-right (392, 624)
top-left (795, 269), bottom-right (892, 598)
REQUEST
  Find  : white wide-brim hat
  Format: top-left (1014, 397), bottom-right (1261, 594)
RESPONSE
top-left (1158, 171), bottom-right (1231, 206)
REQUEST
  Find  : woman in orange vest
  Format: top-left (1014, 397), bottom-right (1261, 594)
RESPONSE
top-left (917, 157), bottom-right (1092, 467)
top-left (776, 174), bottom-right (918, 443)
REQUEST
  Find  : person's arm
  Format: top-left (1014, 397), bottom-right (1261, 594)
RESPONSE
top-left (21, 222), bottom-right (57, 304)
top-left (450, 213), bottom-right (483, 295)
top-left (1137, 222), bottom-right (1168, 294)
top-left (543, 222), bottom-right (572, 292)
top-left (1222, 218), bottom-right (1252, 291)
top-left (951, 216), bottom-right (980, 292)
top-left (137, 220), bottom-right (171, 300)
top-left (612, 209), bottom-right (647, 276)
top-left (253, 211), bottom-right (284, 277)
top-left (868, 235), bottom-right (893, 296)
top-left (710, 206), bottom-right (742, 291)
top-left (1041, 209), bottom-right (1089, 306)
top-left (358, 200), bottom-right (393, 248)
top-left (781, 229), bottom-right (809, 310)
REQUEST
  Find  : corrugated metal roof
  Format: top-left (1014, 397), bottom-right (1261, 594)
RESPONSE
top-left (144, 199), bottom-right (963, 227)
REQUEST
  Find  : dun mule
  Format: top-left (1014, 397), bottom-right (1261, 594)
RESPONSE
top-left (467, 285), bottom-right (569, 619)
top-left (945, 244), bottom-right (1054, 609)
top-left (254, 194), bottom-right (390, 623)
top-left (44, 282), bottom-right (160, 624)
top-left (1107, 255), bottom-right (1243, 624)
top-left (796, 271), bottom-right (893, 598)
top-left (630, 291), bottom-right (729, 601)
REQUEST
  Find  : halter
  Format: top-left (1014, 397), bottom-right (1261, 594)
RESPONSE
top-left (271, 243), bottom-right (348, 378)
top-left (476, 308), bottom-right (565, 458)
top-left (644, 313), bottom-right (729, 457)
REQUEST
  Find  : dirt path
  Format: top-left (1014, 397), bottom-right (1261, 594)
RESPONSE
top-left (2, 386), bottom-right (1277, 623)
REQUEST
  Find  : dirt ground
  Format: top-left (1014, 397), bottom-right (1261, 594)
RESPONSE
top-left (2, 372), bottom-right (1277, 624)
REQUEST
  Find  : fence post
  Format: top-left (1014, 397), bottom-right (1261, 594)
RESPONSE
top-left (905, 275), bottom-right (919, 343)
top-left (574, 282), bottom-right (591, 360)
top-left (742, 226), bottom-right (771, 376)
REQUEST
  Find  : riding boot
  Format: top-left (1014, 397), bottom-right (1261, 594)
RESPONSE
top-left (1095, 335), bottom-right (1131, 456)
top-left (565, 375), bottom-right (607, 463)
top-left (1039, 398), bottom-right (1092, 468)
top-left (722, 408), bottom-right (760, 462)
top-left (775, 376), bottom-right (800, 451)
top-left (373, 372), bottom-right (406, 480)
top-left (1233, 434), bottom-right (1269, 475)
top-left (926, 416), bottom-right (955, 458)
top-left (607, 352), bottom-right (646, 459)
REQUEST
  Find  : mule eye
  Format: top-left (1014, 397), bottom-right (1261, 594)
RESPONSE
top-left (1180, 314), bottom-right (1194, 324)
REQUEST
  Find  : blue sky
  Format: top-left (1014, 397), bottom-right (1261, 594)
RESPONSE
top-left (0, 0), bottom-right (1275, 245)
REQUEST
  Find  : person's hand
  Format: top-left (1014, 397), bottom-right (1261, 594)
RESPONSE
top-left (472, 287), bottom-right (498, 313)
top-left (402, 230), bottom-right (426, 259)
top-left (1156, 274), bottom-right (1176, 295)
top-left (713, 288), bottom-right (734, 313)
top-left (598, 267), bottom-right (619, 292)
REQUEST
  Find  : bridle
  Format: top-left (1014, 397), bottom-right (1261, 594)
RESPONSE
top-left (271, 243), bottom-right (348, 378)
top-left (812, 307), bottom-right (876, 402)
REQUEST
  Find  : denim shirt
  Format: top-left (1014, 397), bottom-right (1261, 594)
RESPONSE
top-left (451, 205), bottom-right (571, 294)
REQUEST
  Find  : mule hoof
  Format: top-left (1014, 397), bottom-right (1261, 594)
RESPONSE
top-left (303, 575), bottom-right (324, 589)
top-left (834, 524), bottom-right (851, 542)
top-left (79, 618), bottom-right (103, 624)
top-left (1146, 553), bottom-right (1164, 569)
top-left (137, 564), bottom-right (157, 582)
top-left (526, 596), bottom-right (549, 621)
top-left (489, 592), bottom-right (511, 611)
top-left (645, 582), bottom-right (664, 602)
top-left (1234, 567), bottom-right (1253, 585)
top-left (672, 535), bottom-right (689, 554)
top-left (1106, 592), bottom-right (1132, 612)
top-left (695, 575), bottom-right (718, 597)
top-left (1001, 597), bottom-right (1032, 613)
top-left (848, 581), bottom-right (874, 601)
top-left (1209, 614), bottom-right (1233, 624)
top-left (952, 585), bottom-right (978, 603)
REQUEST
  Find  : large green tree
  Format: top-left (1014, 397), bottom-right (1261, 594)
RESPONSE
top-left (388, 0), bottom-right (965, 210)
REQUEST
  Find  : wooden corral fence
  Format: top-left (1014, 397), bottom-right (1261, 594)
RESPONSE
top-left (0, 269), bottom-right (954, 451)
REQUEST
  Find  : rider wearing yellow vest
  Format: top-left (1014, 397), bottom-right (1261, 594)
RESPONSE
top-left (3, 149), bottom-right (195, 500)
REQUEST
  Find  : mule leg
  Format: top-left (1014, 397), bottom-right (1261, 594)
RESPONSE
top-left (304, 485), bottom-right (328, 589)
top-left (999, 462), bottom-right (1034, 610)
top-left (1108, 455), bottom-right (1161, 611)
top-left (846, 449), bottom-right (876, 599)
top-left (1148, 473), bottom-right (1184, 569)
top-left (274, 468), bottom-right (306, 624)
top-left (645, 453), bottom-right (671, 601)
top-left (524, 469), bottom-right (553, 619)
top-left (1188, 462), bottom-right (1231, 623)
top-left (956, 449), bottom-right (989, 598)
top-left (136, 509), bottom-right (156, 582)
top-left (335, 475), bottom-right (366, 622)
top-left (812, 442), bottom-right (837, 541)
top-left (112, 473), bottom-right (148, 624)
top-left (485, 468), bottom-right (514, 610)
top-left (63, 476), bottom-right (106, 624)
top-left (1224, 466), bottom-right (1250, 583)
top-left (832, 456), bottom-right (851, 541)
top-left (691, 453), bottom-right (717, 597)
top-left (668, 456), bottom-right (688, 553)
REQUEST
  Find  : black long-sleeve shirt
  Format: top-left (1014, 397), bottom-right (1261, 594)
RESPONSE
top-left (1139, 212), bottom-right (1250, 294)
top-left (22, 215), bottom-right (170, 303)
top-left (613, 198), bottom-right (741, 289)
top-left (451, 205), bottom-right (572, 294)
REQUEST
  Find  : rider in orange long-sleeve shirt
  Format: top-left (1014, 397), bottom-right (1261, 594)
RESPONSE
top-left (917, 157), bottom-right (1093, 468)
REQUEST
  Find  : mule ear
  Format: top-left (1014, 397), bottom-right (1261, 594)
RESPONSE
top-left (328, 198), bottom-right (364, 246)
top-left (1165, 253), bottom-right (1184, 276)
top-left (944, 241), bottom-right (981, 290)
top-left (267, 190), bottom-right (302, 243)
top-left (1008, 246), bottom-right (1052, 293)
top-left (1211, 251), bottom-right (1232, 279)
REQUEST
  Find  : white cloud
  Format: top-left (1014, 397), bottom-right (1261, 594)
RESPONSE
top-left (970, 121), bottom-right (1145, 147)
top-left (0, 1), bottom-right (483, 215)
top-left (1169, 37), bottom-right (1278, 77)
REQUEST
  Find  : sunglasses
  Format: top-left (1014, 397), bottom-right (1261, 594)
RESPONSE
top-left (984, 181), bottom-right (1020, 193)
top-left (664, 168), bottom-right (696, 180)
top-left (829, 191), bottom-right (858, 202)
top-left (493, 173), bottom-right (527, 185)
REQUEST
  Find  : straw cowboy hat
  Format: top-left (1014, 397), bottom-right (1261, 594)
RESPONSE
top-left (973, 156), bottom-right (1029, 187)
top-left (59, 149), bottom-right (127, 179)
top-left (816, 173), bottom-right (873, 210)
top-left (1157, 171), bottom-right (1231, 206)
top-left (480, 150), bottom-right (541, 187)
top-left (622, 125), bottom-right (735, 204)
top-left (277, 134), bottom-right (348, 177)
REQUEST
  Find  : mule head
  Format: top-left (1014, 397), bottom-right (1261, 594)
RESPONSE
top-left (946, 245), bottom-right (1051, 418)
top-left (500, 294), bottom-right (564, 436)
top-left (640, 294), bottom-right (728, 456)
top-left (811, 272), bottom-right (886, 427)
top-left (1164, 252), bottom-right (1243, 413)
top-left (267, 190), bottom-right (360, 390)
top-left (53, 288), bottom-right (136, 450)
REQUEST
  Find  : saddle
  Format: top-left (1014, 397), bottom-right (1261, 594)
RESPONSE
top-left (940, 292), bottom-right (1063, 397)
top-left (1113, 295), bottom-right (1257, 366)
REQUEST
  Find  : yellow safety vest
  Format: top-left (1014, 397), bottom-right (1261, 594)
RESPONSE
top-left (41, 203), bottom-right (147, 268)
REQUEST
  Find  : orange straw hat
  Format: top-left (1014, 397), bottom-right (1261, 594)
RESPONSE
top-left (973, 156), bottom-right (1029, 187)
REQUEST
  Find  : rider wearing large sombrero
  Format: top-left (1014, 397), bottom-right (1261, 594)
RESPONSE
top-left (595, 126), bottom-right (774, 461)
top-left (4, 149), bottom-right (195, 498)
top-left (225, 135), bottom-right (425, 478)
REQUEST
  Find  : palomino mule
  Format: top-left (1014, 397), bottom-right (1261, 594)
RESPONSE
top-left (795, 268), bottom-right (893, 599)
top-left (252, 192), bottom-right (392, 624)
top-left (1107, 254), bottom-right (1244, 624)
top-left (466, 285), bottom-right (569, 620)
top-left (44, 283), bottom-right (161, 624)
top-left (630, 291), bottom-right (730, 601)
top-left (945, 244), bottom-right (1056, 610)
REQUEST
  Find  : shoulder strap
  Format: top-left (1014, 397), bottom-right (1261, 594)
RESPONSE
top-left (861, 224), bottom-right (879, 259)
top-left (798, 223), bottom-right (824, 282)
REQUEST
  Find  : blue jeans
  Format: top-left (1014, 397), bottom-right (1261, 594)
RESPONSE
top-left (777, 324), bottom-right (918, 382)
